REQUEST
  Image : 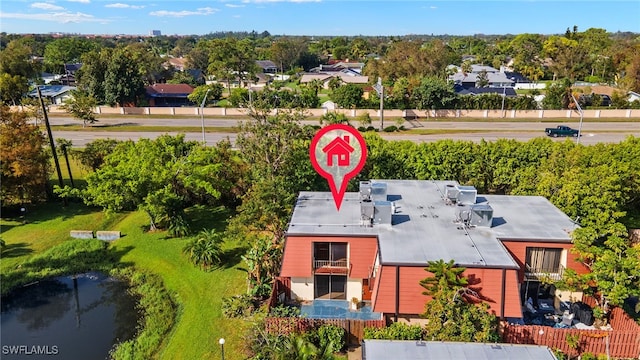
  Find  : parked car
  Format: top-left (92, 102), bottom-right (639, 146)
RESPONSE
top-left (545, 125), bottom-right (579, 137)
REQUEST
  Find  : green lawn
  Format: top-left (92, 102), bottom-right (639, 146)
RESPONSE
top-left (1, 204), bottom-right (249, 360)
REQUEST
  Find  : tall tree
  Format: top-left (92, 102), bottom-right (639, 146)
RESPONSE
top-left (0, 39), bottom-right (41, 79)
top-left (0, 106), bottom-right (51, 205)
top-left (77, 48), bottom-right (111, 104)
top-left (0, 73), bottom-right (28, 105)
top-left (72, 135), bottom-right (233, 232)
top-left (331, 83), bottom-right (364, 109)
top-left (104, 48), bottom-right (145, 106)
top-left (43, 37), bottom-right (98, 74)
top-left (413, 76), bottom-right (457, 110)
top-left (207, 37), bottom-right (258, 89)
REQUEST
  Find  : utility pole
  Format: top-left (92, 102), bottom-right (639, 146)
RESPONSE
top-left (37, 86), bottom-right (66, 205)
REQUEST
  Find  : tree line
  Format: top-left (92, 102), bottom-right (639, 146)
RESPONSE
top-left (1, 26), bottom-right (639, 108)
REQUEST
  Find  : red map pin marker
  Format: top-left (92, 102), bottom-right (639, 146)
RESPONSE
top-left (310, 124), bottom-right (367, 210)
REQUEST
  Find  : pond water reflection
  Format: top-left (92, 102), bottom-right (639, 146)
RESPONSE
top-left (1, 272), bottom-right (140, 360)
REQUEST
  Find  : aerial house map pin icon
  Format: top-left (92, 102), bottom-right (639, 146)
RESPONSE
top-left (310, 124), bottom-right (367, 210)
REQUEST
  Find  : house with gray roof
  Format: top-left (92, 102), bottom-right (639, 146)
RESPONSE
top-left (279, 180), bottom-right (589, 323)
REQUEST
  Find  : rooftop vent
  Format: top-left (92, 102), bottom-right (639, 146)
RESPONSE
top-left (455, 185), bottom-right (477, 205)
top-left (371, 182), bottom-right (387, 202)
top-left (469, 204), bottom-right (494, 227)
top-left (373, 201), bottom-right (392, 225)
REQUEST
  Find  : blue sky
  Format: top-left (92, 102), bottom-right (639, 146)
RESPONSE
top-left (1, 1), bottom-right (639, 36)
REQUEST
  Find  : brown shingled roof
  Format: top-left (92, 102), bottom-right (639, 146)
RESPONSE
top-left (146, 83), bottom-right (194, 95)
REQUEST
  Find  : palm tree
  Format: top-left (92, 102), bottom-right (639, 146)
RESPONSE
top-left (182, 229), bottom-right (225, 269)
top-left (307, 79), bottom-right (323, 96)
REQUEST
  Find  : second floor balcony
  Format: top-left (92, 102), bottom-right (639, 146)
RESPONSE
top-left (525, 263), bottom-right (565, 281)
top-left (313, 259), bottom-right (349, 274)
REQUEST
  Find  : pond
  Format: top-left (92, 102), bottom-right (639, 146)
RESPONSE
top-left (1, 272), bottom-right (140, 360)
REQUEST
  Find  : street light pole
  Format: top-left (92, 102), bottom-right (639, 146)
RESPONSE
top-left (200, 88), bottom-right (211, 144)
top-left (571, 94), bottom-right (584, 144)
top-left (219, 338), bottom-right (225, 360)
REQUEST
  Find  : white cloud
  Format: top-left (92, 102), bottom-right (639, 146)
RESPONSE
top-left (67, 0), bottom-right (91, 3)
top-left (149, 7), bottom-right (218, 17)
top-left (225, 3), bottom-right (245, 8)
top-left (105, 3), bottom-right (145, 9)
top-left (31, 2), bottom-right (65, 11)
top-left (430, 6), bottom-right (437, 9)
top-left (0, 11), bottom-right (110, 23)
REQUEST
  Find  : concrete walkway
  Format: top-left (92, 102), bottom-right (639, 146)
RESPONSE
top-left (347, 345), bottom-right (362, 360)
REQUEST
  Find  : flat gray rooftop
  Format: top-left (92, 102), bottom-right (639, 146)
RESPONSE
top-left (287, 180), bottom-right (577, 268)
top-left (362, 340), bottom-right (558, 360)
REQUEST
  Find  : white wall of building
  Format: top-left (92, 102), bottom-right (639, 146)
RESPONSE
top-left (290, 277), bottom-right (314, 301)
top-left (347, 278), bottom-right (363, 302)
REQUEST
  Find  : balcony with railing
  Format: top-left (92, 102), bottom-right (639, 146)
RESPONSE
top-left (525, 263), bottom-right (565, 281)
top-left (313, 259), bottom-right (349, 274)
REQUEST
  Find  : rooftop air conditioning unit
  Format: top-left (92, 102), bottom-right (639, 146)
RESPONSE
top-left (371, 182), bottom-right (387, 202)
top-left (455, 185), bottom-right (477, 205)
top-left (456, 204), bottom-right (471, 224)
top-left (361, 200), bottom-right (374, 224)
top-left (360, 181), bottom-right (372, 201)
top-left (445, 184), bottom-right (459, 203)
top-left (469, 204), bottom-right (494, 227)
top-left (373, 201), bottom-right (392, 225)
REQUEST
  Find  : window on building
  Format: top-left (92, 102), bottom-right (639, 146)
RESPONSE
top-left (314, 274), bottom-right (347, 299)
top-left (313, 242), bottom-right (347, 267)
top-left (525, 247), bottom-right (563, 273)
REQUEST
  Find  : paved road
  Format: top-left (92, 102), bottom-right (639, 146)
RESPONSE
top-left (52, 130), bottom-right (636, 147)
top-left (47, 116), bottom-right (639, 147)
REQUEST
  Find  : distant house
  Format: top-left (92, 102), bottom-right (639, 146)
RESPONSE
top-left (145, 84), bottom-right (194, 107)
top-left (165, 57), bottom-right (187, 72)
top-left (454, 84), bottom-right (518, 97)
top-left (300, 71), bottom-right (369, 88)
top-left (27, 85), bottom-right (76, 105)
top-left (256, 60), bottom-right (278, 74)
top-left (39, 72), bottom-right (62, 84)
top-left (61, 63), bottom-right (82, 86)
top-left (628, 91), bottom-right (640, 103)
top-left (448, 64), bottom-right (521, 89)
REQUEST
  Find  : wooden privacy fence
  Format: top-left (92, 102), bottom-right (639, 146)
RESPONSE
top-left (502, 298), bottom-right (640, 358)
top-left (264, 317), bottom-right (386, 345)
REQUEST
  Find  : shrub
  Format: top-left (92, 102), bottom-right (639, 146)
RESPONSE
top-left (269, 304), bottom-right (301, 318)
top-left (317, 323), bottom-right (346, 352)
top-left (382, 125), bottom-right (398, 132)
top-left (182, 229), bottom-right (225, 269)
top-left (221, 293), bottom-right (256, 318)
top-left (364, 322), bottom-right (423, 340)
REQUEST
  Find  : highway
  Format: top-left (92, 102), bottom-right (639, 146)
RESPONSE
top-left (46, 116), bottom-right (640, 147)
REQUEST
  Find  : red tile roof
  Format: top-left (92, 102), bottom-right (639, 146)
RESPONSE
top-left (145, 83), bottom-right (194, 96)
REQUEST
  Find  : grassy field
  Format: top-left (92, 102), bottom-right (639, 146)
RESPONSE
top-left (0, 204), bottom-right (249, 360)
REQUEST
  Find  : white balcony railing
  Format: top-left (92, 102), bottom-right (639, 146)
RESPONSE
top-left (525, 263), bottom-right (565, 281)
